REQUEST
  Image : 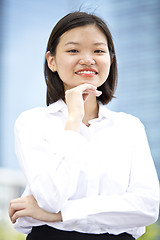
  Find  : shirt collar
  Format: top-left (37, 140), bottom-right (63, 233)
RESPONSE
top-left (46, 99), bottom-right (67, 114)
top-left (46, 99), bottom-right (114, 120)
top-left (98, 103), bottom-right (115, 120)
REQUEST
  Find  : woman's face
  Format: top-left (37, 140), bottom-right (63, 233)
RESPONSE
top-left (48, 24), bottom-right (111, 91)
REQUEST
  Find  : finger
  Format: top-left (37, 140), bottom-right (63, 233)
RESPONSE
top-left (10, 195), bottom-right (33, 206)
top-left (92, 90), bottom-right (102, 96)
top-left (10, 202), bottom-right (26, 211)
top-left (9, 201), bottom-right (17, 219)
top-left (70, 83), bottom-right (96, 94)
top-left (9, 206), bottom-right (16, 220)
top-left (83, 89), bottom-right (102, 95)
top-left (82, 86), bottom-right (102, 94)
top-left (80, 83), bottom-right (97, 92)
top-left (9, 202), bottom-right (26, 219)
top-left (10, 197), bottom-right (25, 204)
top-left (82, 90), bottom-right (102, 100)
top-left (11, 209), bottom-right (28, 224)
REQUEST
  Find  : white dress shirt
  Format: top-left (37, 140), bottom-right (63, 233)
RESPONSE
top-left (14, 99), bottom-right (159, 239)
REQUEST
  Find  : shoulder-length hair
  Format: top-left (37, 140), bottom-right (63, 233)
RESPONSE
top-left (44, 11), bottom-right (118, 106)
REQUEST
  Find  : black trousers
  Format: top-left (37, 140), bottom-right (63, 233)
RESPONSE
top-left (26, 225), bottom-right (135, 240)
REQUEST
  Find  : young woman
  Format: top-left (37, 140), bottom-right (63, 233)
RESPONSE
top-left (9, 12), bottom-right (159, 240)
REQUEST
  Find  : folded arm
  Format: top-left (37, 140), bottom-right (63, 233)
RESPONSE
top-left (9, 195), bottom-right (62, 223)
top-left (61, 120), bottom-right (160, 228)
top-left (14, 111), bottom-right (87, 213)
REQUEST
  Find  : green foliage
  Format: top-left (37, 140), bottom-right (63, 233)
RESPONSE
top-left (138, 222), bottom-right (160, 240)
top-left (0, 222), bottom-right (25, 240)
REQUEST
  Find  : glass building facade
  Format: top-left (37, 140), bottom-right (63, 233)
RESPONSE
top-left (0, 0), bottom-right (160, 180)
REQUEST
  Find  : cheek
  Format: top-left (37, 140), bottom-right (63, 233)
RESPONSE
top-left (100, 59), bottom-right (111, 76)
top-left (55, 58), bottom-right (76, 85)
top-left (56, 57), bottom-right (75, 74)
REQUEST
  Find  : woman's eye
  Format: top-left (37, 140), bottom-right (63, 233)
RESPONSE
top-left (67, 49), bottom-right (79, 53)
top-left (94, 50), bottom-right (105, 53)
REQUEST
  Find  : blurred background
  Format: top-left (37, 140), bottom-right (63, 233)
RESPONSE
top-left (0, 0), bottom-right (159, 239)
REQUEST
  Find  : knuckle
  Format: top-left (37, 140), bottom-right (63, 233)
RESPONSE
top-left (10, 199), bottom-right (14, 205)
top-left (14, 212), bottom-right (18, 218)
top-left (10, 203), bottom-right (14, 210)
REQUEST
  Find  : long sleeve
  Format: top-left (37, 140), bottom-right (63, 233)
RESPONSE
top-left (61, 119), bottom-right (160, 228)
top-left (15, 109), bottom-right (87, 213)
top-left (14, 104), bottom-right (160, 238)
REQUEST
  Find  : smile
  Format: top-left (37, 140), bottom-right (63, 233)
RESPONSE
top-left (76, 70), bottom-right (97, 74)
top-left (75, 68), bottom-right (98, 77)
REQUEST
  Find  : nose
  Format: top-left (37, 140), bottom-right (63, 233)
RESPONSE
top-left (79, 54), bottom-right (95, 66)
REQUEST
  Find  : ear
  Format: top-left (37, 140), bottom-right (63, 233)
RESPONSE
top-left (46, 51), bottom-right (57, 72)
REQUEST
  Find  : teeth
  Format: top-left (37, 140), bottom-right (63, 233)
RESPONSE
top-left (77, 71), bottom-right (96, 74)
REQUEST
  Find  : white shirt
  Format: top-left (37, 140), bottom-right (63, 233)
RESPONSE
top-left (14, 99), bottom-right (159, 239)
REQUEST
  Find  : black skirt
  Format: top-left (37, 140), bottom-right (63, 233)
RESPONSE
top-left (26, 225), bottom-right (135, 240)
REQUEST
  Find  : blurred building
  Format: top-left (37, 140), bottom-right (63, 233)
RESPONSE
top-left (0, 0), bottom-right (159, 224)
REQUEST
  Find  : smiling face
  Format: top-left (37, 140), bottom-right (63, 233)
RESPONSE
top-left (47, 24), bottom-right (111, 91)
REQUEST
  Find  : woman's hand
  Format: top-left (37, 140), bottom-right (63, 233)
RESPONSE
top-left (65, 83), bottom-right (102, 131)
top-left (9, 195), bottom-right (62, 224)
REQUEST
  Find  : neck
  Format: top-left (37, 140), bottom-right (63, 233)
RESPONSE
top-left (83, 95), bottom-right (99, 126)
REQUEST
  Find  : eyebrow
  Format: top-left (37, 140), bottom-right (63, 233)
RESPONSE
top-left (65, 42), bottom-right (80, 46)
top-left (64, 41), bottom-right (107, 46)
top-left (94, 42), bottom-right (107, 46)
